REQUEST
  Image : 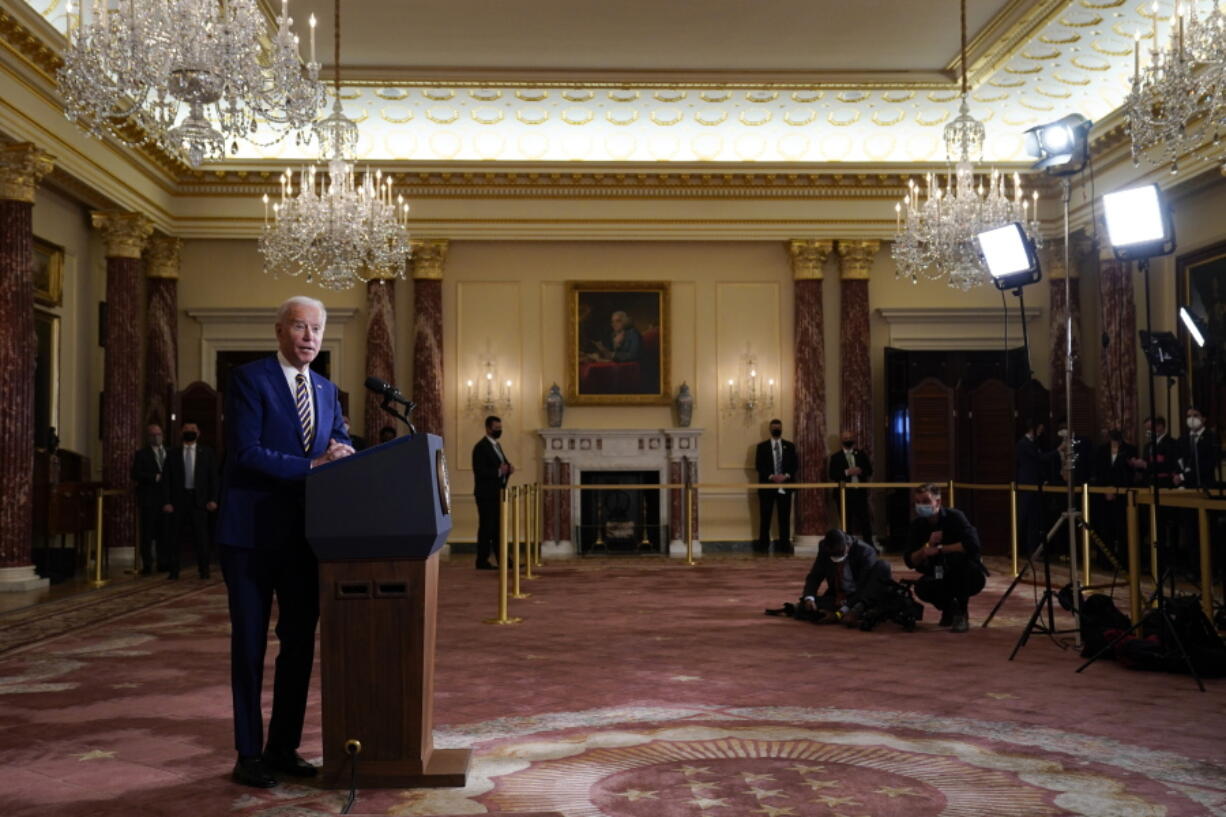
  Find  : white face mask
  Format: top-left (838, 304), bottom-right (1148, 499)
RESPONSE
top-left (1187, 416), bottom-right (1203, 431)
top-left (1057, 429), bottom-right (1069, 439)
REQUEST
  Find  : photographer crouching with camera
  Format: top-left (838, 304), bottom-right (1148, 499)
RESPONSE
top-left (904, 483), bottom-right (988, 633)
top-left (799, 529), bottom-right (892, 628)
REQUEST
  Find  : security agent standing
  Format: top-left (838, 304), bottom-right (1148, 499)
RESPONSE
top-left (904, 483), bottom-right (987, 633)
top-left (800, 529), bottom-right (891, 626)
top-left (828, 430), bottom-right (873, 544)
top-left (472, 415), bottom-right (514, 570)
top-left (754, 419), bottom-right (798, 554)
top-left (163, 422), bottom-right (220, 579)
top-left (131, 423), bottom-right (170, 574)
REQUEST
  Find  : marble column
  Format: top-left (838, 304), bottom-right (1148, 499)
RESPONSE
top-left (0, 143), bottom-right (54, 592)
top-left (789, 239), bottom-right (833, 553)
top-left (1048, 239), bottom-right (1083, 403)
top-left (92, 211), bottom-right (154, 567)
top-left (363, 275), bottom-right (397, 439)
top-left (143, 235), bottom-right (181, 427)
top-left (410, 239), bottom-right (448, 436)
top-left (1096, 250), bottom-right (1138, 438)
top-left (836, 240), bottom-right (878, 449)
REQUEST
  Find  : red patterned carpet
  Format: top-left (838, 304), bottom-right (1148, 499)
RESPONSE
top-left (1, 555), bottom-right (1223, 817)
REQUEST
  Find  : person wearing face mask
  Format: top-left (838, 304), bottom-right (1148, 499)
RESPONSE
top-left (131, 423), bottom-right (172, 575)
top-left (1175, 407), bottom-right (1219, 492)
top-left (1092, 428), bottom-right (1138, 566)
top-left (473, 415), bottom-right (514, 570)
top-left (754, 419), bottom-right (798, 554)
top-left (799, 529), bottom-right (891, 627)
top-left (904, 483), bottom-right (987, 633)
top-left (1016, 418), bottom-right (1060, 556)
top-left (164, 421), bottom-right (220, 580)
top-left (828, 430), bottom-right (874, 545)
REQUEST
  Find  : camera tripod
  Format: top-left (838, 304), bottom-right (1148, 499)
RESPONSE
top-left (1006, 508), bottom-right (1084, 659)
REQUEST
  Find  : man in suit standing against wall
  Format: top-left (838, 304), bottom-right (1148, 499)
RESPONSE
top-left (131, 423), bottom-right (170, 575)
top-left (473, 415), bottom-right (514, 570)
top-left (828, 430), bottom-right (874, 545)
top-left (754, 419), bottom-right (798, 554)
top-left (1016, 418), bottom-right (1060, 556)
top-left (164, 421), bottom-right (220, 579)
top-left (215, 296), bottom-right (353, 788)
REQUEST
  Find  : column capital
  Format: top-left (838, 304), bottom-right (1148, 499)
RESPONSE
top-left (91, 211), bottom-right (154, 259)
top-left (144, 235), bottom-right (182, 279)
top-left (409, 239), bottom-right (449, 280)
top-left (788, 239), bottom-right (833, 280)
top-left (0, 143), bottom-right (55, 204)
top-left (836, 239), bottom-right (880, 280)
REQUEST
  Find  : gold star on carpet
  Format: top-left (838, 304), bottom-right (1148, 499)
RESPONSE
top-left (804, 778), bottom-right (841, 790)
top-left (681, 765), bottom-right (714, 776)
top-left (690, 797), bottom-right (731, 809)
top-left (875, 785), bottom-right (924, 798)
top-left (753, 805), bottom-right (796, 817)
top-left (74, 750), bottom-right (115, 761)
top-left (742, 772), bottom-right (776, 784)
top-left (816, 795), bottom-right (861, 807)
top-left (611, 789), bottom-right (658, 801)
top-left (747, 787), bottom-right (785, 800)
top-left (670, 674), bottom-right (703, 682)
top-left (689, 781), bottom-right (720, 794)
top-left (790, 764), bottom-right (827, 774)
top-left (985, 692), bottom-right (1017, 700)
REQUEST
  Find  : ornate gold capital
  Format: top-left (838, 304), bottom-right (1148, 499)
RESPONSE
top-left (409, 239), bottom-right (449, 280)
top-left (0, 143), bottom-right (54, 203)
top-left (91, 211), bottom-right (154, 259)
top-left (837, 240), bottom-right (880, 280)
top-left (144, 234), bottom-right (182, 279)
top-left (788, 239), bottom-right (833, 280)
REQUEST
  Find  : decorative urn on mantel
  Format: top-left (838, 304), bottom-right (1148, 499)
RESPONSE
top-left (545, 383), bottom-right (565, 428)
top-left (675, 382), bottom-right (694, 427)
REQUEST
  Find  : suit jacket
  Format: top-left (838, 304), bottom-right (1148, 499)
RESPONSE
top-left (1142, 433), bottom-right (1180, 487)
top-left (215, 355), bottom-right (349, 549)
top-left (1178, 430), bottom-right (1220, 490)
top-left (755, 438), bottom-right (798, 486)
top-left (827, 447), bottom-right (873, 483)
top-left (472, 437), bottom-right (511, 501)
top-left (1015, 434), bottom-right (1058, 486)
top-left (1052, 435), bottom-right (1093, 486)
top-left (802, 537), bottom-right (879, 599)
top-left (131, 446), bottom-right (168, 510)
top-left (1092, 442), bottom-right (1137, 489)
top-left (165, 444), bottom-right (220, 510)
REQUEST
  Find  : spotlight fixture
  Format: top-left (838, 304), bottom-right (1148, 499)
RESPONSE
top-left (976, 222), bottom-right (1041, 292)
top-left (1024, 114), bottom-right (1092, 175)
top-left (1179, 307), bottom-right (1207, 348)
top-left (1102, 183), bottom-right (1176, 261)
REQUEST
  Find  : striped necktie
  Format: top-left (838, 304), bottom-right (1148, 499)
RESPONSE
top-left (295, 373), bottom-right (314, 453)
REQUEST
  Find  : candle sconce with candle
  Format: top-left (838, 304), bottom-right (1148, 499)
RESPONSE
top-left (466, 355), bottom-right (514, 413)
top-left (726, 346), bottom-right (775, 416)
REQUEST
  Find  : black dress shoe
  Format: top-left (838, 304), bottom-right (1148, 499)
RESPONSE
top-left (232, 757), bottom-right (277, 788)
top-left (262, 749), bottom-right (317, 778)
top-left (938, 608), bottom-right (954, 627)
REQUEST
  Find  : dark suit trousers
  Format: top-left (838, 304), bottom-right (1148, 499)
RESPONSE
top-left (137, 503), bottom-right (169, 570)
top-left (219, 542), bottom-right (320, 759)
top-left (476, 494), bottom-right (502, 565)
top-left (757, 489), bottom-right (792, 550)
top-left (171, 491), bottom-right (211, 576)
top-left (1017, 492), bottom-right (1044, 556)
top-left (837, 490), bottom-right (873, 542)
top-left (914, 555), bottom-right (986, 613)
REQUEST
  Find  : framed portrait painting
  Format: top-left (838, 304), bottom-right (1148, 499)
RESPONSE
top-left (33, 237), bottom-right (64, 307)
top-left (566, 281), bottom-right (670, 405)
top-left (1177, 240), bottom-right (1226, 434)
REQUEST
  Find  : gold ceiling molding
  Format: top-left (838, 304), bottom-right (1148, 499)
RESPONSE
top-left (422, 88), bottom-right (456, 100)
top-left (516, 89), bottom-right (549, 101)
top-left (469, 89), bottom-right (503, 101)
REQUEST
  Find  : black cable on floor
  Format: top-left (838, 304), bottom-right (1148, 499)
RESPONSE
top-left (340, 741), bottom-right (361, 814)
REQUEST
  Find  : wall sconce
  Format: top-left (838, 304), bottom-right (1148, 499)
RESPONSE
top-left (726, 348), bottom-right (775, 415)
top-left (465, 357), bottom-right (513, 412)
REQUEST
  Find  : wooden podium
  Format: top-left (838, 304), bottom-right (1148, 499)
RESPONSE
top-left (306, 432), bottom-right (469, 789)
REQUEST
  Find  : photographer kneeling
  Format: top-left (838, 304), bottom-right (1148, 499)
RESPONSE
top-left (904, 483), bottom-right (988, 633)
top-left (801, 529), bottom-right (892, 627)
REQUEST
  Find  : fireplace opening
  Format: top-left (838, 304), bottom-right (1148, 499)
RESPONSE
top-left (578, 470), bottom-right (663, 555)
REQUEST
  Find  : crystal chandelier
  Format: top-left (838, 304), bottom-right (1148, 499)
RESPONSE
top-left (1125, 0), bottom-right (1226, 173)
top-left (59, 0), bottom-right (325, 167)
top-left (892, 0), bottom-right (1041, 291)
top-left (258, 0), bottom-right (411, 290)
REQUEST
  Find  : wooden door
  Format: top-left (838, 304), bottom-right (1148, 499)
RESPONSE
top-left (908, 377), bottom-right (956, 483)
top-left (969, 378), bottom-right (1016, 555)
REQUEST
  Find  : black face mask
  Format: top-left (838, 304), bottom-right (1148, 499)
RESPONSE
top-left (770, 428), bottom-right (782, 438)
top-left (490, 429), bottom-right (503, 440)
top-left (843, 440), bottom-right (854, 449)
top-left (1108, 430), bottom-right (1123, 443)
top-left (181, 431), bottom-right (198, 443)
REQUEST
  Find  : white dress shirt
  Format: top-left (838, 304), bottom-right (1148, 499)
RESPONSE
top-left (182, 443), bottom-right (196, 491)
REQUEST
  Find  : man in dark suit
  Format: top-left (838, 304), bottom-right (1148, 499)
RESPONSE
top-left (1016, 418), bottom-right (1059, 556)
top-left (1129, 416), bottom-right (1181, 555)
top-left (1092, 428), bottom-right (1137, 564)
top-left (828, 430), bottom-right (873, 544)
top-left (1175, 407), bottom-right (1219, 569)
top-left (754, 419), bottom-right (798, 554)
top-left (130, 423), bottom-right (170, 575)
top-left (215, 296), bottom-right (353, 788)
top-left (472, 415), bottom-right (514, 570)
top-left (164, 421), bottom-right (220, 579)
top-left (800, 529), bottom-right (891, 626)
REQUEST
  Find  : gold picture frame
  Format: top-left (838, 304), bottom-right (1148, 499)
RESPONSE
top-left (1176, 240), bottom-right (1226, 432)
top-left (33, 237), bottom-right (64, 307)
top-left (566, 281), bottom-right (671, 406)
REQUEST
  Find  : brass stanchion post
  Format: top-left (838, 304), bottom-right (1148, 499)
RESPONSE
top-left (1127, 491), bottom-right (1142, 624)
top-left (838, 482), bottom-right (847, 530)
top-left (946, 479), bottom-right (956, 509)
top-left (484, 488), bottom-right (521, 625)
top-left (1198, 507), bottom-right (1213, 623)
top-left (524, 486), bottom-right (537, 581)
top-left (1010, 482), bottom-right (1019, 577)
top-left (536, 483), bottom-right (545, 566)
top-left (1148, 497), bottom-right (1159, 584)
top-left (90, 492), bottom-right (109, 588)
top-left (685, 484), bottom-right (696, 566)
top-left (510, 486), bottom-right (529, 599)
top-left (1081, 483), bottom-right (1092, 587)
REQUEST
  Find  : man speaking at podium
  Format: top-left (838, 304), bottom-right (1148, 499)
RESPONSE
top-left (216, 296), bottom-right (353, 788)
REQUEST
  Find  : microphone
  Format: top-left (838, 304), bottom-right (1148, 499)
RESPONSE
top-left (364, 376), bottom-right (416, 409)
